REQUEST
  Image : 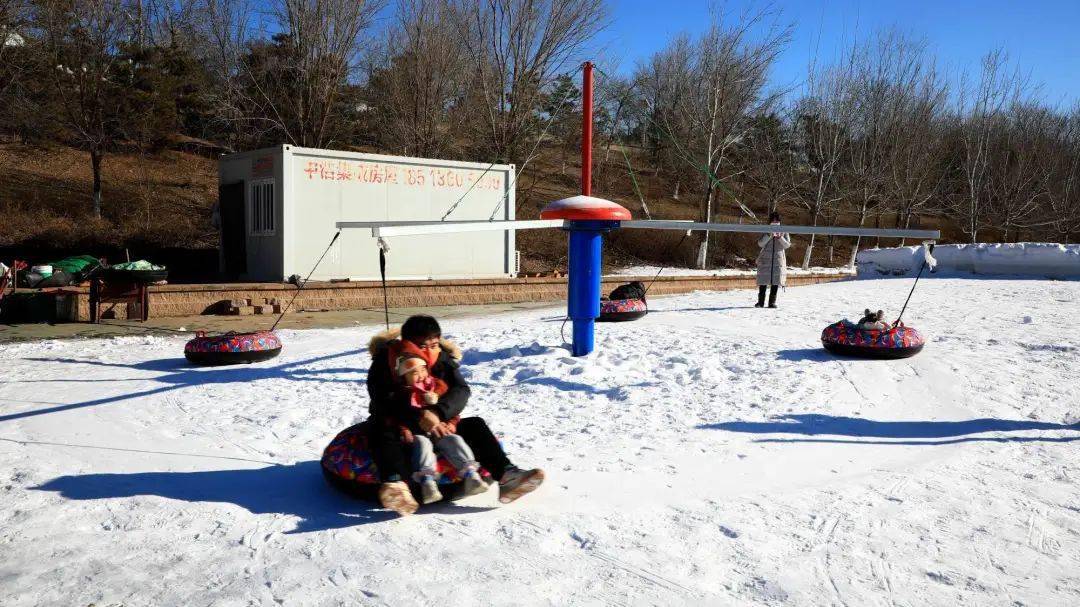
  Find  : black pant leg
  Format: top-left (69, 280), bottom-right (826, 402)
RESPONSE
top-left (757, 285), bottom-right (767, 305)
top-left (769, 285), bottom-right (778, 305)
top-left (455, 417), bottom-right (511, 480)
top-left (366, 420), bottom-right (411, 482)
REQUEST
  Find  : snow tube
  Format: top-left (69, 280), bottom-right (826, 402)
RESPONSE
top-left (184, 330), bottom-right (282, 366)
top-left (321, 422), bottom-right (491, 502)
top-left (821, 320), bottom-right (925, 359)
top-left (597, 298), bottom-right (648, 322)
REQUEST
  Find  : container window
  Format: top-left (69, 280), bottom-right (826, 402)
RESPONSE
top-left (251, 181), bottom-right (275, 236)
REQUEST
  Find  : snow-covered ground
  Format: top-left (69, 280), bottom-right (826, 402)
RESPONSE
top-left (2, 278), bottom-right (1079, 606)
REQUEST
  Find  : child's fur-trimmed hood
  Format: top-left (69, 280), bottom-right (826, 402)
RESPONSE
top-left (367, 327), bottom-right (463, 362)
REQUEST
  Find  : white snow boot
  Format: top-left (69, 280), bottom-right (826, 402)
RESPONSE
top-left (460, 469), bottom-right (489, 498)
top-left (419, 476), bottom-right (443, 504)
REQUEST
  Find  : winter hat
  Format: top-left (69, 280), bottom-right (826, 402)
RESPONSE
top-left (387, 335), bottom-right (441, 371)
top-left (395, 354), bottom-right (427, 377)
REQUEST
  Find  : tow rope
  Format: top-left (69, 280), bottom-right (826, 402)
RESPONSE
top-left (893, 243), bottom-right (935, 328)
top-left (377, 237), bottom-right (391, 330)
top-left (270, 231), bottom-right (341, 332)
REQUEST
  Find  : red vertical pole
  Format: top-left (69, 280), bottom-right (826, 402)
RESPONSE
top-left (581, 61), bottom-right (593, 197)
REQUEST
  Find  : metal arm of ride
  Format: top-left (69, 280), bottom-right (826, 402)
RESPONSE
top-left (336, 219), bottom-right (939, 241)
top-left (335, 219), bottom-right (567, 237)
top-left (620, 220), bottom-right (940, 240)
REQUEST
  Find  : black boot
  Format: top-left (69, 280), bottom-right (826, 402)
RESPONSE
top-left (755, 286), bottom-right (766, 308)
top-left (768, 285), bottom-right (779, 308)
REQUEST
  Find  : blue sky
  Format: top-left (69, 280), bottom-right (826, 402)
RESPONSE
top-left (600, 0), bottom-right (1080, 107)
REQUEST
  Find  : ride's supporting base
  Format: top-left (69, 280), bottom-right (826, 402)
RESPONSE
top-left (566, 221), bottom-right (619, 356)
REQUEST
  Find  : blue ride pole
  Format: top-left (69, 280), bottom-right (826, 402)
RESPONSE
top-left (540, 61), bottom-right (630, 356)
top-left (567, 222), bottom-right (608, 356)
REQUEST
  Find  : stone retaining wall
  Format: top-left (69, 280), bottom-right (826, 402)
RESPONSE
top-left (62, 273), bottom-right (850, 320)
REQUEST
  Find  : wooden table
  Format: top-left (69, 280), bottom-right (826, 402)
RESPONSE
top-left (89, 277), bottom-right (149, 322)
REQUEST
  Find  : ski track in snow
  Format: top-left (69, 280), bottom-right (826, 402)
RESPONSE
top-left (0, 278), bottom-right (1078, 606)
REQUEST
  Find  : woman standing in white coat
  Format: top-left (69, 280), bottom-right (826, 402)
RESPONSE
top-left (755, 211), bottom-right (791, 308)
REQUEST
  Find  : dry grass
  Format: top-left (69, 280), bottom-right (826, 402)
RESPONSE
top-left (0, 143), bottom-right (218, 248)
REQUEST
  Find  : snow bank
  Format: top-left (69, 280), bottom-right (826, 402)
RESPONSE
top-left (857, 243), bottom-right (1080, 279)
top-left (610, 265), bottom-right (854, 278)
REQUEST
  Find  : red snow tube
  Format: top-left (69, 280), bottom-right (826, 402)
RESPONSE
top-left (321, 421), bottom-right (491, 502)
top-left (597, 298), bottom-right (648, 322)
top-left (821, 320), bottom-right (925, 359)
top-left (184, 330), bottom-right (282, 366)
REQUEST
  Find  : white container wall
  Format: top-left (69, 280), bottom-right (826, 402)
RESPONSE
top-left (217, 146), bottom-right (516, 282)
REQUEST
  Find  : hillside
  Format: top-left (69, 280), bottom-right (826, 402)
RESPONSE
top-left (0, 143), bottom-right (219, 250)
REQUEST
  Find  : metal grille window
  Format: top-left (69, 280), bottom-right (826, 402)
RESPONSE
top-left (251, 181), bottom-right (275, 235)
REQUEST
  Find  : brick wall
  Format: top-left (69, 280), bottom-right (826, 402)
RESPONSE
top-left (67, 273), bottom-right (851, 320)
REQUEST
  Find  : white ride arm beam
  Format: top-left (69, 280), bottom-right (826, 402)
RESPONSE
top-left (335, 219), bottom-right (567, 237)
top-left (621, 220), bottom-right (939, 240)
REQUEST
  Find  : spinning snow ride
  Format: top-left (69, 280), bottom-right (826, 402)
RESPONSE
top-left (336, 62), bottom-right (941, 357)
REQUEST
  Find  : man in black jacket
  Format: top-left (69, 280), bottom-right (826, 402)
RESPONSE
top-left (366, 315), bottom-right (545, 515)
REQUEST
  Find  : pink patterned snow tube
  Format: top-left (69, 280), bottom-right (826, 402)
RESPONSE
top-left (184, 330), bottom-right (282, 365)
top-left (598, 298), bottom-right (648, 322)
top-left (821, 321), bottom-right (925, 359)
top-left (321, 422), bottom-right (492, 501)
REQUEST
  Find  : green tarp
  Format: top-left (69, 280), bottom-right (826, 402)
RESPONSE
top-left (47, 255), bottom-right (102, 277)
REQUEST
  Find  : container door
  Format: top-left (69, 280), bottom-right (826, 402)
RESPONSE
top-left (219, 181), bottom-right (247, 276)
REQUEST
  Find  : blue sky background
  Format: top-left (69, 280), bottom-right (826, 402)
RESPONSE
top-left (599, 0), bottom-right (1080, 107)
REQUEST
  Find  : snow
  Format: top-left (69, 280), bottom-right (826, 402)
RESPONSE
top-left (2, 278), bottom-right (1080, 606)
top-left (610, 265), bottom-right (855, 278)
top-left (858, 243), bottom-right (1080, 279)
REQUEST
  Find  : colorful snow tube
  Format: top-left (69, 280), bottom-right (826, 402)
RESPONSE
top-left (321, 422), bottom-right (491, 502)
top-left (597, 298), bottom-right (648, 322)
top-left (821, 320), bottom-right (925, 359)
top-left (184, 330), bottom-right (282, 366)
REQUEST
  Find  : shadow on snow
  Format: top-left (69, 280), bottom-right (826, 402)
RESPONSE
top-left (33, 460), bottom-right (493, 533)
top-left (699, 413), bottom-right (1080, 446)
top-left (0, 349), bottom-right (368, 423)
top-left (775, 348), bottom-right (836, 362)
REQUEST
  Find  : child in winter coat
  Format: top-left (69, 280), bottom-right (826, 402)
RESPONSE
top-left (856, 309), bottom-right (891, 331)
top-left (366, 315), bottom-right (546, 516)
top-left (395, 354), bottom-right (488, 504)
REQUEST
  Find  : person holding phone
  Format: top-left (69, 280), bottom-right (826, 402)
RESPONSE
top-left (755, 211), bottom-right (791, 308)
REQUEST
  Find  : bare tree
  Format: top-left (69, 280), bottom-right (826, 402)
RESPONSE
top-left (0, 0), bottom-right (31, 139)
top-left (596, 68), bottom-right (632, 167)
top-left (0, 0), bottom-right (26, 92)
top-left (985, 104), bottom-right (1056, 242)
top-left (1040, 106), bottom-right (1080, 243)
top-left (792, 49), bottom-right (857, 269)
top-left (742, 108), bottom-right (801, 216)
top-left (201, 0), bottom-right (254, 147)
top-left (632, 35), bottom-right (692, 199)
top-left (451, 0), bottom-right (609, 165)
top-left (206, 0), bottom-right (383, 148)
top-left (648, 8), bottom-right (791, 268)
top-left (845, 30), bottom-right (935, 266)
top-left (35, 0), bottom-right (137, 218)
top-left (366, 0), bottom-right (469, 157)
top-left (887, 69), bottom-right (950, 245)
top-left (952, 50), bottom-right (1028, 243)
